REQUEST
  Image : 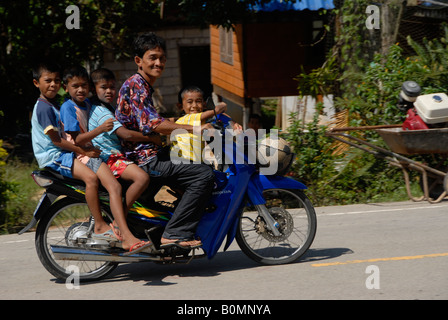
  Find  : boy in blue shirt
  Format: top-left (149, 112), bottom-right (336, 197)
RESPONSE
top-left (89, 68), bottom-right (160, 216)
top-left (60, 65), bottom-right (150, 254)
top-left (31, 60), bottom-right (105, 177)
top-left (31, 61), bottom-right (89, 178)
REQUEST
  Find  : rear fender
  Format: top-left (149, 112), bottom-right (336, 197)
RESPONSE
top-left (18, 192), bottom-right (58, 235)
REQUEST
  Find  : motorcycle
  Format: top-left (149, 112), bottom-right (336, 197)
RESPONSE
top-left (19, 115), bottom-right (317, 281)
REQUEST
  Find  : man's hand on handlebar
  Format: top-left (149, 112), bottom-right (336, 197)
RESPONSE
top-left (201, 123), bottom-right (215, 132)
top-left (215, 102), bottom-right (227, 115)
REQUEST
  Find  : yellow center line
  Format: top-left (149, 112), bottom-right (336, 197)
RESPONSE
top-left (312, 252), bottom-right (448, 267)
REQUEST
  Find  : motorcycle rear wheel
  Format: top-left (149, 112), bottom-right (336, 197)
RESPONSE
top-left (236, 189), bottom-right (316, 265)
top-left (35, 198), bottom-right (118, 281)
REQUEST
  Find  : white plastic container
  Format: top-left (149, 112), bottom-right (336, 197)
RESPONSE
top-left (414, 93), bottom-right (448, 124)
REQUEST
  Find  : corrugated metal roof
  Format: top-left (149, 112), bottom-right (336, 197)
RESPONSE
top-left (250, 0), bottom-right (335, 12)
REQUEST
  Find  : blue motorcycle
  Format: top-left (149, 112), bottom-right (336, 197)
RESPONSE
top-left (19, 116), bottom-right (317, 281)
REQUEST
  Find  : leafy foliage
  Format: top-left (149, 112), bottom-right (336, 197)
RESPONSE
top-left (0, 159), bottom-right (40, 234)
top-left (0, 0), bottom-right (284, 138)
top-left (284, 105), bottom-right (408, 206)
top-left (288, 3), bottom-right (448, 206)
top-left (0, 141), bottom-right (14, 233)
top-left (406, 23), bottom-right (448, 92)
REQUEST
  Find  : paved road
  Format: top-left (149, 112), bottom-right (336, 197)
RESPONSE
top-left (1, 200), bottom-right (447, 302)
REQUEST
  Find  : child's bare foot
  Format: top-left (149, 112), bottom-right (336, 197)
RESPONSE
top-left (93, 221), bottom-right (112, 236)
top-left (109, 222), bottom-right (123, 241)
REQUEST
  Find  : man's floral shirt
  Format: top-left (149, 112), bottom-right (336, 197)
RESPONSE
top-left (116, 73), bottom-right (164, 166)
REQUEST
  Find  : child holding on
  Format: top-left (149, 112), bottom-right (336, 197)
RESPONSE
top-left (31, 61), bottom-right (100, 181)
top-left (172, 85), bottom-right (241, 163)
top-left (60, 65), bottom-right (150, 254)
top-left (89, 68), bottom-right (160, 215)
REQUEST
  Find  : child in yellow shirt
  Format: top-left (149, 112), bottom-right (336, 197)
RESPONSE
top-left (171, 86), bottom-right (231, 163)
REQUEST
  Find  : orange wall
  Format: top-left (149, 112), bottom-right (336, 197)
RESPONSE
top-left (210, 24), bottom-right (245, 99)
top-left (211, 20), bottom-right (318, 100)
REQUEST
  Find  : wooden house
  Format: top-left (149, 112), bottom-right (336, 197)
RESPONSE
top-left (210, 0), bottom-right (335, 126)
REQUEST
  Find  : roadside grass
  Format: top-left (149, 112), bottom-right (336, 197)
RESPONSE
top-left (368, 180), bottom-right (423, 203)
top-left (1, 158), bottom-right (40, 234)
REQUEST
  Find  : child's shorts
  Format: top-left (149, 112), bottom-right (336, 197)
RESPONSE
top-left (85, 157), bottom-right (103, 174)
top-left (106, 153), bottom-right (134, 178)
top-left (47, 152), bottom-right (75, 178)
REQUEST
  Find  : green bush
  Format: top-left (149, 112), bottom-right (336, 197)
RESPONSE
top-left (283, 105), bottom-right (411, 207)
top-left (341, 42), bottom-right (448, 127)
top-left (286, 26), bottom-right (448, 206)
top-left (0, 140), bottom-right (13, 233)
top-left (1, 158), bottom-right (40, 234)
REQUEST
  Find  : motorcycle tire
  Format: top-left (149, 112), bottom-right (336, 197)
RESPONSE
top-left (236, 188), bottom-right (317, 265)
top-left (35, 197), bottom-right (118, 281)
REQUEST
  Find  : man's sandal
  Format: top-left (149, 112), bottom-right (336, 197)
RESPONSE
top-left (160, 239), bottom-right (202, 250)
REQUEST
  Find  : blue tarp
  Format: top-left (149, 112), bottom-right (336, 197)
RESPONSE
top-left (250, 0), bottom-right (335, 12)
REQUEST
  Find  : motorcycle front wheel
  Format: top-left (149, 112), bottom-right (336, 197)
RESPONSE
top-left (236, 189), bottom-right (317, 265)
top-left (35, 198), bottom-right (118, 281)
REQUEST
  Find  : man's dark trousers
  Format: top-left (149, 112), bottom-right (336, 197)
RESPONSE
top-left (140, 148), bottom-right (215, 240)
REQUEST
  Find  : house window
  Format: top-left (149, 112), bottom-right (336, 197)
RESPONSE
top-left (312, 20), bottom-right (324, 42)
top-left (219, 27), bottom-right (233, 65)
top-left (306, 19), bottom-right (327, 67)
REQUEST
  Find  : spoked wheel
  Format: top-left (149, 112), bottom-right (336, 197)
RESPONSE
top-left (236, 189), bottom-right (317, 265)
top-left (35, 198), bottom-right (118, 281)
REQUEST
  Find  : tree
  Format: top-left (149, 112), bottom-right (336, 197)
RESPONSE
top-left (0, 0), bottom-right (292, 138)
top-left (380, 0), bottom-right (405, 57)
top-left (0, 0), bottom-right (163, 138)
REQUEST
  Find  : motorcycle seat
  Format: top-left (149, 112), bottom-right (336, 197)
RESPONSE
top-left (39, 168), bottom-right (87, 187)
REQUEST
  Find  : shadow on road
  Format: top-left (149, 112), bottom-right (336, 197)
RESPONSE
top-left (301, 247), bottom-right (354, 263)
top-left (57, 246), bottom-right (353, 286)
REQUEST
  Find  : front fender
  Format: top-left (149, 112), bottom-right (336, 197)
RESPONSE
top-left (246, 174), bottom-right (307, 206)
top-left (258, 174), bottom-right (308, 190)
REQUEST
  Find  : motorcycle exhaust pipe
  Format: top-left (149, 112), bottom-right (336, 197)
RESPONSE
top-left (51, 245), bottom-right (165, 263)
